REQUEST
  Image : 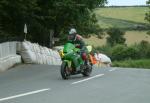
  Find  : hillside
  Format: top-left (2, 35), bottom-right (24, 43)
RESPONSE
top-left (84, 7), bottom-right (150, 47)
top-left (94, 7), bottom-right (149, 29)
top-left (84, 31), bottom-right (150, 47)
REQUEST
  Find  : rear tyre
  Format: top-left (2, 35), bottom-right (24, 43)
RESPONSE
top-left (61, 62), bottom-right (70, 79)
top-left (82, 64), bottom-right (92, 77)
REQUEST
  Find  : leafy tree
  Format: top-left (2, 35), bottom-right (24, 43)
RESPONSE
top-left (145, 0), bottom-right (150, 23)
top-left (145, 0), bottom-right (150, 35)
top-left (106, 28), bottom-right (126, 46)
top-left (0, 18), bottom-right (2, 35)
top-left (0, 0), bottom-right (107, 46)
top-left (0, 0), bottom-right (38, 36)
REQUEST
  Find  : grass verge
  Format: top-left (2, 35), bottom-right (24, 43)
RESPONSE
top-left (112, 59), bottom-right (150, 69)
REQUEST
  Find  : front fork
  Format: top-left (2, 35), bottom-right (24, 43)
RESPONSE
top-left (64, 60), bottom-right (73, 73)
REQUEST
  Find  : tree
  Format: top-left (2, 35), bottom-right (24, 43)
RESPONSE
top-left (106, 28), bottom-right (126, 46)
top-left (0, 0), bottom-right (107, 46)
top-left (145, 0), bottom-right (150, 35)
top-left (145, 0), bottom-right (150, 23)
top-left (0, 18), bottom-right (2, 35)
top-left (0, 0), bottom-right (38, 36)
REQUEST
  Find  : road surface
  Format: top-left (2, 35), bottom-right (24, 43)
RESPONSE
top-left (0, 64), bottom-right (150, 103)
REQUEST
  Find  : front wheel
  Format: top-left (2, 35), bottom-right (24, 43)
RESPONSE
top-left (61, 61), bottom-right (70, 79)
top-left (82, 64), bottom-right (92, 77)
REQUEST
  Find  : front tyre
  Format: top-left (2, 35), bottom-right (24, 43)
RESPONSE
top-left (61, 61), bottom-right (70, 79)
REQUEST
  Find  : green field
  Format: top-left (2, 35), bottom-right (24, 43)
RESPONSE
top-left (94, 7), bottom-right (149, 29)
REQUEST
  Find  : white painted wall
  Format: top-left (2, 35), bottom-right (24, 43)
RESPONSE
top-left (0, 42), bottom-right (21, 72)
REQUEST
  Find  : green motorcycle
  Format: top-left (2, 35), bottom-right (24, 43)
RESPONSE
top-left (60, 42), bottom-right (93, 79)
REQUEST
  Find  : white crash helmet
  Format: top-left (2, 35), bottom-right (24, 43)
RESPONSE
top-left (69, 28), bottom-right (77, 35)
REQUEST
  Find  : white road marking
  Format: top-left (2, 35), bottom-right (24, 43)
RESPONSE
top-left (72, 74), bottom-right (104, 85)
top-left (0, 88), bottom-right (50, 102)
top-left (109, 68), bottom-right (117, 72)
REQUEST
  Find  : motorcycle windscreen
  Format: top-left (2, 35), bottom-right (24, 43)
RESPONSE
top-left (63, 43), bottom-right (75, 53)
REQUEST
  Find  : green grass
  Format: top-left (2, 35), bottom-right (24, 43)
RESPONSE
top-left (95, 7), bottom-right (148, 24)
top-left (96, 16), bottom-right (148, 29)
top-left (94, 7), bottom-right (149, 29)
top-left (112, 59), bottom-right (150, 69)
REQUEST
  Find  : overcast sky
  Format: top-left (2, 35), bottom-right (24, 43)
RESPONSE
top-left (106, 0), bottom-right (147, 6)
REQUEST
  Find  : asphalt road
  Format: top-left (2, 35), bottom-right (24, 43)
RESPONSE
top-left (0, 64), bottom-right (150, 103)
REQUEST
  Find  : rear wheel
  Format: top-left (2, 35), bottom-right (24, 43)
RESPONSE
top-left (61, 62), bottom-right (70, 79)
top-left (82, 64), bottom-right (92, 77)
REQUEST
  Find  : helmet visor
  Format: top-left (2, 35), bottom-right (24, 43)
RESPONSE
top-left (68, 34), bottom-right (75, 41)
